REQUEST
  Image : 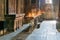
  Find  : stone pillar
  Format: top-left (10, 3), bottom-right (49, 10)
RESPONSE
top-left (58, 0), bottom-right (60, 20)
top-left (56, 0), bottom-right (60, 32)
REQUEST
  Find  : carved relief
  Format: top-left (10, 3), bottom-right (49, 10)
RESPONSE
top-left (8, 0), bottom-right (16, 15)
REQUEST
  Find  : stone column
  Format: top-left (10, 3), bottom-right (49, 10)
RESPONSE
top-left (58, 0), bottom-right (60, 20)
top-left (56, 0), bottom-right (60, 32)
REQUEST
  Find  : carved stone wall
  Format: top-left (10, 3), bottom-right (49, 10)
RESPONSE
top-left (8, 0), bottom-right (16, 15)
top-left (0, 0), bottom-right (5, 21)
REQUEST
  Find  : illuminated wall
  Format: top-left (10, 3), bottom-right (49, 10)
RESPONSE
top-left (53, 0), bottom-right (59, 19)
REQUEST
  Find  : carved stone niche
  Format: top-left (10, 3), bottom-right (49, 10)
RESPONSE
top-left (5, 15), bottom-right (15, 32)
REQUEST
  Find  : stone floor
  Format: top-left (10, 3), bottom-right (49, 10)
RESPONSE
top-left (0, 24), bottom-right (30, 40)
top-left (26, 20), bottom-right (60, 40)
top-left (12, 31), bottom-right (31, 40)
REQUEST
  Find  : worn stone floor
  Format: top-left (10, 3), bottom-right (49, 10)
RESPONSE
top-left (26, 20), bottom-right (60, 40)
top-left (12, 31), bottom-right (31, 40)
